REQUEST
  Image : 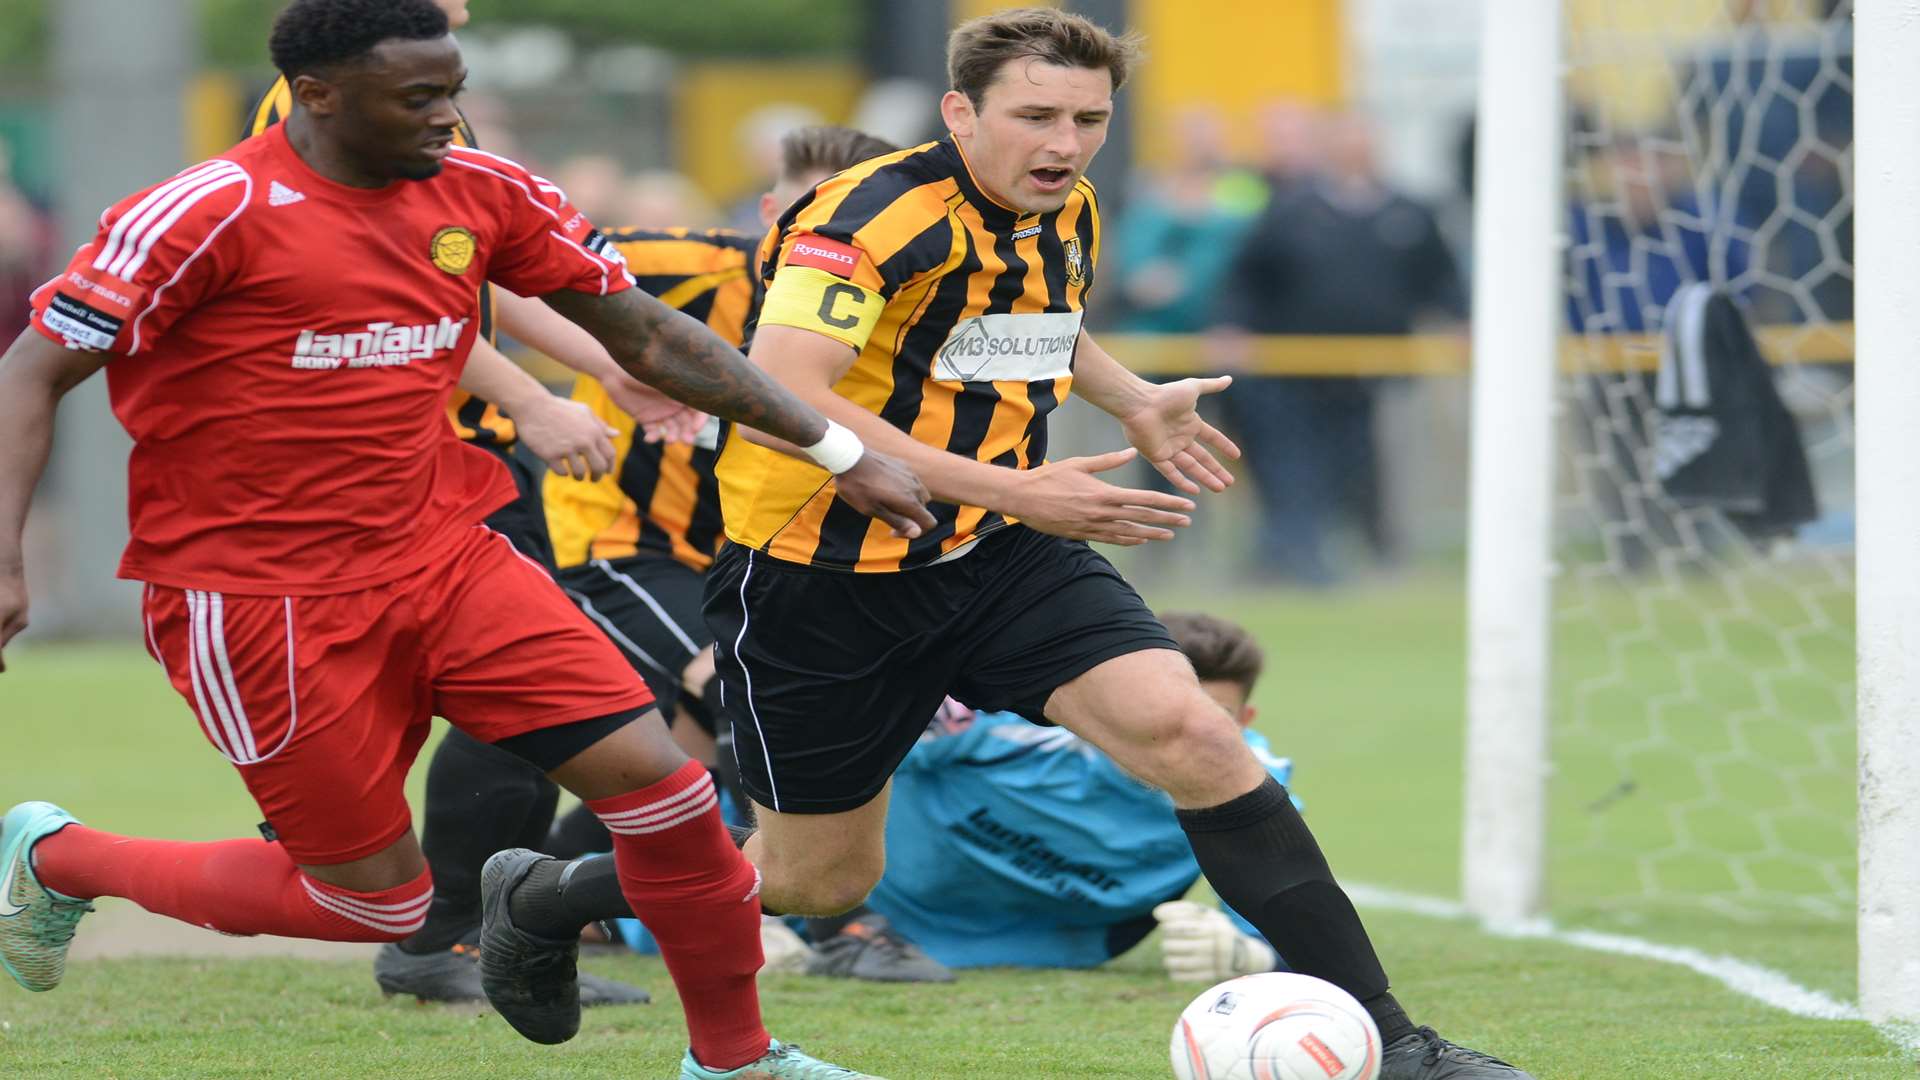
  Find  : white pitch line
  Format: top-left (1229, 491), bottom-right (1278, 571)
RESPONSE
top-left (1342, 881), bottom-right (1917, 1056)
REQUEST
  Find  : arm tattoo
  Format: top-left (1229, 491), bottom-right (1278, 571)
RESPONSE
top-left (542, 289), bottom-right (828, 446)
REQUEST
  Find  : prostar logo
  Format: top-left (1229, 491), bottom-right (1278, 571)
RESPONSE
top-left (289, 316), bottom-right (469, 370)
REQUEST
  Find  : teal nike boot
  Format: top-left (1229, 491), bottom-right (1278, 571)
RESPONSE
top-left (680, 1039), bottom-right (885, 1079)
top-left (0, 801), bottom-right (92, 992)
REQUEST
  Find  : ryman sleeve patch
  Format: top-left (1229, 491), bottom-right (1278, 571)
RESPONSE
top-left (784, 234), bottom-right (864, 279)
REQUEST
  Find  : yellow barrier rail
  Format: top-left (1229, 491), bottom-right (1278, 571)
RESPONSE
top-left (514, 323), bottom-right (1855, 382)
top-left (1100, 323), bottom-right (1855, 377)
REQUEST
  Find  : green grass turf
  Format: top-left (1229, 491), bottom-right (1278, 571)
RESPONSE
top-left (0, 578), bottom-right (1893, 1078)
top-left (0, 918), bottom-right (1903, 1079)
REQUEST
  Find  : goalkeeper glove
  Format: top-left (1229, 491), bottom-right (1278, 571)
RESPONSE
top-left (1153, 900), bottom-right (1279, 983)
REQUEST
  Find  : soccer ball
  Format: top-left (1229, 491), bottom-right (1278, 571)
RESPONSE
top-left (1169, 972), bottom-right (1382, 1080)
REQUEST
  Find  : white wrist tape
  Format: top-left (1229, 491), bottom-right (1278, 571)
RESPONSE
top-left (801, 419), bottom-right (865, 474)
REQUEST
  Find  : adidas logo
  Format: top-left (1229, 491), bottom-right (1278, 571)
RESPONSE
top-left (268, 180), bottom-right (305, 207)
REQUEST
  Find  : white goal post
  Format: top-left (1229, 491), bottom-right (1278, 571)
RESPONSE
top-left (1851, 0), bottom-right (1920, 1027)
top-left (1462, 0), bottom-right (1562, 928)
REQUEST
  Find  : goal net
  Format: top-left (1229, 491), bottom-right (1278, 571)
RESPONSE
top-left (1551, 0), bottom-right (1854, 982)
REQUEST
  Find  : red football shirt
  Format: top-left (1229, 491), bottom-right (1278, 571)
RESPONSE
top-left (30, 125), bottom-right (632, 595)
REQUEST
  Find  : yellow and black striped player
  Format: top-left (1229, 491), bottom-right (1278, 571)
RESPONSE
top-left (705, 75), bottom-right (1230, 824)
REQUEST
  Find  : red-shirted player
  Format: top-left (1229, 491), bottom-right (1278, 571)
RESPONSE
top-left (0, 3), bottom-right (930, 1077)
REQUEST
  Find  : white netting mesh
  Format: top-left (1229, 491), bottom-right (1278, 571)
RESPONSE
top-left (1553, 0), bottom-right (1855, 942)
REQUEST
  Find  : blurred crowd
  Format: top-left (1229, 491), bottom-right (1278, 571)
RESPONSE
top-left (1108, 103), bottom-right (1466, 587)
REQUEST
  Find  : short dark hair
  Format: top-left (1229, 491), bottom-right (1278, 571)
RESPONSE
top-left (269, 0), bottom-right (451, 80)
top-left (1160, 612), bottom-right (1265, 696)
top-left (947, 7), bottom-right (1143, 108)
top-left (778, 126), bottom-right (899, 185)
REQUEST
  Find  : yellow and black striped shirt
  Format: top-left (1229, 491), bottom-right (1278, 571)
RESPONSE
top-left (717, 136), bottom-right (1099, 572)
top-left (544, 228), bottom-right (759, 572)
top-left (246, 77), bottom-right (513, 446)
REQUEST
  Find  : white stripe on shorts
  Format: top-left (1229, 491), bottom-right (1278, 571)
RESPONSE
top-left (186, 590), bottom-right (246, 764)
top-left (592, 558), bottom-right (702, 655)
top-left (206, 592), bottom-right (260, 761)
top-left (563, 587), bottom-right (674, 687)
top-left (732, 550), bottom-right (779, 811)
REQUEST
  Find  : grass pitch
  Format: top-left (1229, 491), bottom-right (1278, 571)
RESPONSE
top-left (0, 578), bottom-right (1900, 1078)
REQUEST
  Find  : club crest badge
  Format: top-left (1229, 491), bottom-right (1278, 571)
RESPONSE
top-left (1063, 235), bottom-right (1085, 287)
top-left (430, 226), bottom-right (477, 276)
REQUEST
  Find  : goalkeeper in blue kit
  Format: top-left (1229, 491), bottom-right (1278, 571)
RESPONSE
top-left (866, 612), bottom-right (1291, 978)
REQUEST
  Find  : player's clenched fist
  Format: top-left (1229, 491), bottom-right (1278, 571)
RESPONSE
top-left (834, 450), bottom-right (935, 540)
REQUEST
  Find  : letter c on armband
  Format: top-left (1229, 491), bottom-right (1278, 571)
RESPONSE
top-left (816, 283), bottom-right (864, 330)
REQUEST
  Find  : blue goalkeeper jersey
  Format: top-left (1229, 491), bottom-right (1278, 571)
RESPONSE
top-left (862, 711), bottom-right (1292, 969)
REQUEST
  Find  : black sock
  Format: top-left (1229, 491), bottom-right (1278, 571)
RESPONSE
top-left (803, 903), bottom-right (874, 942)
top-left (401, 729), bottom-right (559, 954)
top-left (1362, 990), bottom-right (1416, 1046)
top-left (544, 803), bottom-right (612, 861)
top-left (509, 825), bottom-right (782, 937)
top-left (1176, 777), bottom-right (1401, 1026)
top-left (508, 854), bottom-right (635, 938)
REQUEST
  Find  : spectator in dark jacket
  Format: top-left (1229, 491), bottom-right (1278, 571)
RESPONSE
top-left (1213, 111), bottom-right (1463, 585)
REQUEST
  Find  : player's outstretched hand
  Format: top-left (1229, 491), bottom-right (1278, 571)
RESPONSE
top-left (1002, 448), bottom-right (1195, 546)
top-left (1117, 376), bottom-right (1241, 495)
top-left (0, 569), bottom-right (26, 674)
top-left (1153, 900), bottom-right (1279, 983)
top-left (834, 449), bottom-right (936, 540)
top-left (600, 369), bottom-right (709, 445)
top-left (513, 394), bottom-right (619, 482)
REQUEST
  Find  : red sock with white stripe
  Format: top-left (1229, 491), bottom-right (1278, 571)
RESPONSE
top-left (588, 760), bottom-right (769, 1070)
top-left (30, 827), bottom-right (432, 942)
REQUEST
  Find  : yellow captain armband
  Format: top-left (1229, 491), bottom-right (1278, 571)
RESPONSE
top-left (759, 265), bottom-right (884, 352)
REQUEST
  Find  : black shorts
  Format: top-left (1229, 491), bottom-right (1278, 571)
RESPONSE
top-left (704, 525), bottom-right (1178, 814)
top-left (480, 442), bottom-right (557, 569)
top-left (557, 554), bottom-right (712, 717)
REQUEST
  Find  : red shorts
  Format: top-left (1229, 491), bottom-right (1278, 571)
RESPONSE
top-left (140, 526), bottom-right (655, 864)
